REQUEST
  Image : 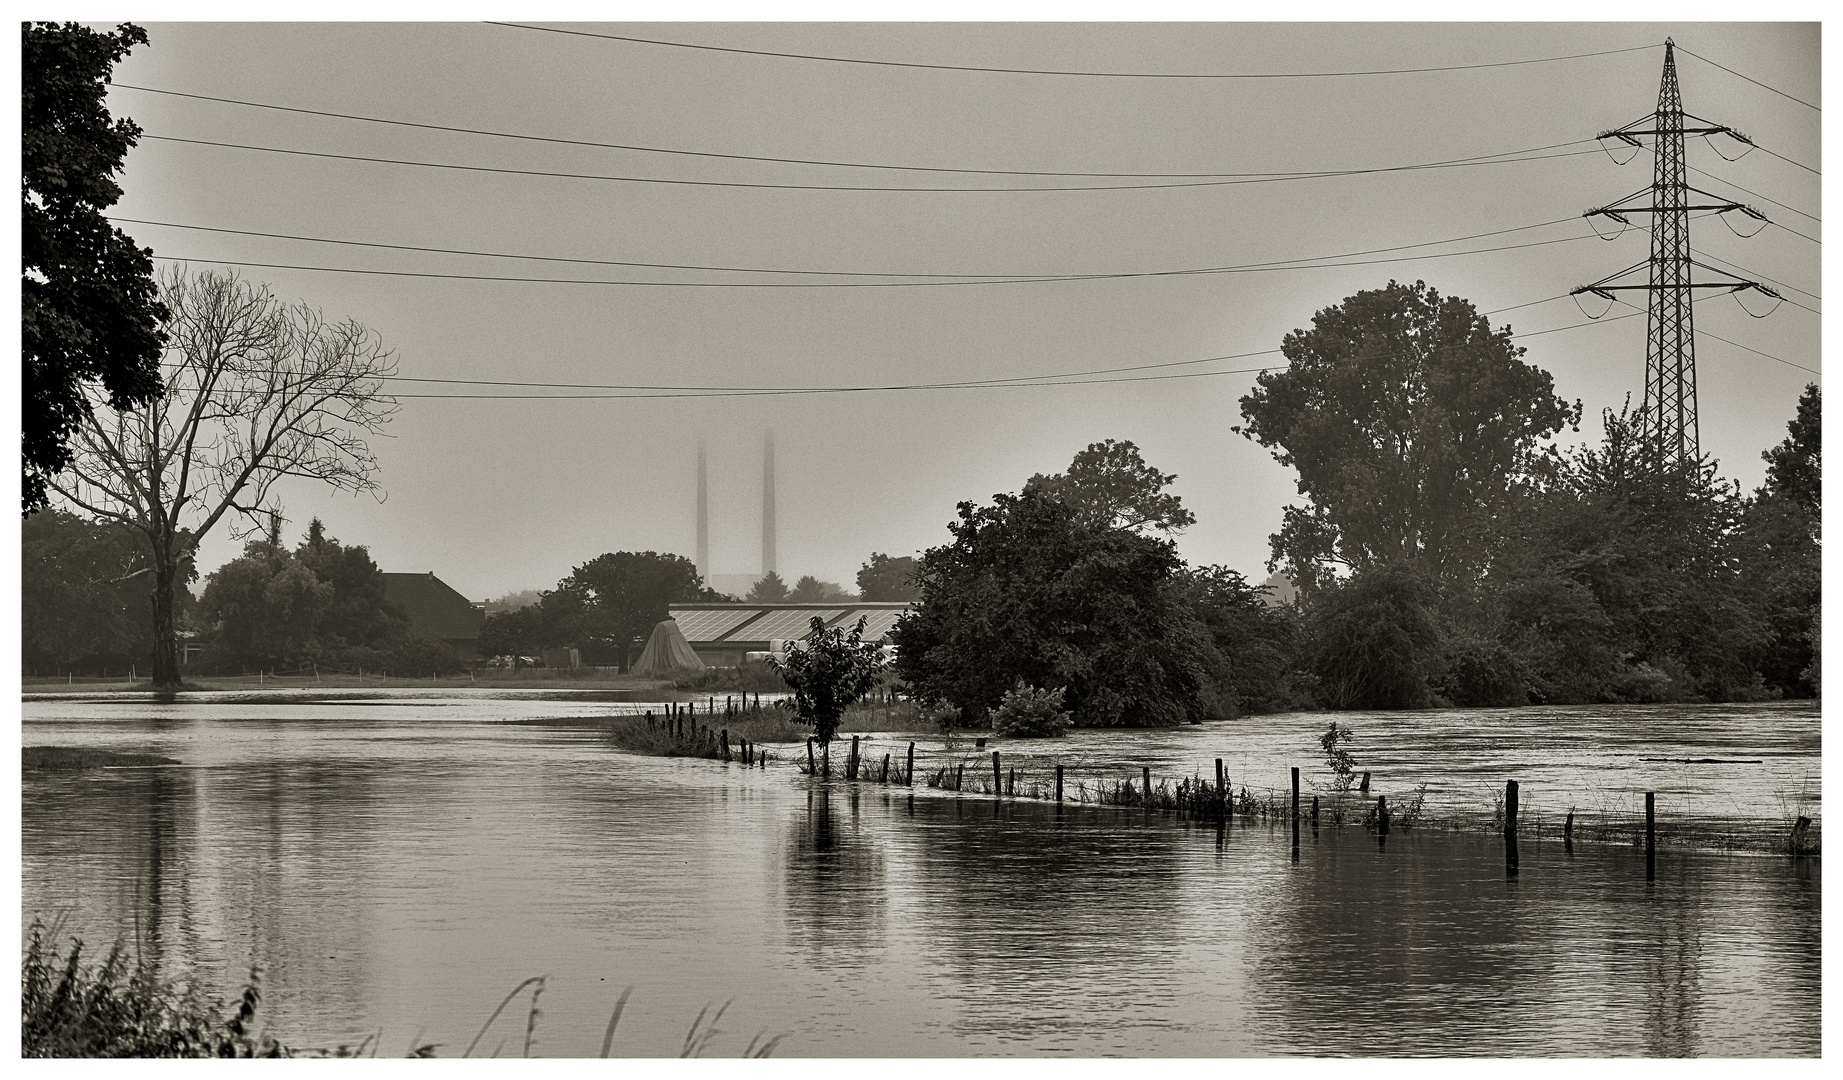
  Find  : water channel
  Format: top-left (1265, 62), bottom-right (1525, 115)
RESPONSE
top-left (20, 692), bottom-right (1822, 1056)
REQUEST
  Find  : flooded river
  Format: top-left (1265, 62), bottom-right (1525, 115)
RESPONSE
top-left (20, 692), bottom-right (1821, 1056)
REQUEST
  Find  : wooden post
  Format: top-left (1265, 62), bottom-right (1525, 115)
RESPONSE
top-left (1646, 791), bottom-right (1656, 880)
top-left (955, 764), bottom-right (964, 791)
top-left (1564, 809), bottom-right (1574, 845)
top-left (907, 742), bottom-right (915, 786)
top-left (721, 729), bottom-right (730, 762)
top-left (1292, 766), bottom-right (1301, 850)
top-left (1377, 795), bottom-right (1390, 835)
top-left (1143, 766), bottom-right (1152, 807)
top-left (1505, 779), bottom-right (1520, 876)
top-left (646, 709), bottom-right (654, 729)
top-left (881, 753), bottom-right (890, 783)
top-left (1008, 768), bottom-right (1016, 796)
top-left (806, 738), bottom-right (815, 775)
top-left (1360, 770), bottom-right (1371, 793)
top-left (993, 751), bottom-right (1002, 796)
top-left (1311, 795), bottom-right (1319, 827)
top-left (1055, 763), bottom-right (1064, 803)
top-left (848, 736), bottom-right (860, 780)
top-left (1215, 758), bottom-right (1224, 801)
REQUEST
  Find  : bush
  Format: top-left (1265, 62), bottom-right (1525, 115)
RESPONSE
top-left (990, 682), bottom-right (1071, 738)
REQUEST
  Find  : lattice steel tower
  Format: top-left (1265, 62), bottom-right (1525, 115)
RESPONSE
top-left (1573, 39), bottom-right (1778, 470)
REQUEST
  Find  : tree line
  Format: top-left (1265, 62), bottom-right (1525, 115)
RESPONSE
top-left (893, 282), bottom-right (1818, 724)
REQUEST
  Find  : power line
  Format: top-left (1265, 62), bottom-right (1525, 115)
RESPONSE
top-left (1691, 248), bottom-right (1820, 303)
top-left (349, 312), bottom-right (1645, 402)
top-left (489, 23), bottom-right (1660, 80)
top-left (1609, 296), bottom-right (1818, 374)
top-left (112, 83), bottom-right (1599, 181)
top-left (113, 213), bottom-right (1583, 282)
top-left (1673, 43), bottom-right (1821, 113)
top-left (1756, 145), bottom-right (1820, 176)
top-left (146, 231), bottom-right (1606, 289)
top-left (1687, 165), bottom-right (1819, 223)
top-left (139, 132), bottom-right (1607, 194)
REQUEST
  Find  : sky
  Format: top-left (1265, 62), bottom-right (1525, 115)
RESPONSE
top-left (92, 19), bottom-right (1821, 601)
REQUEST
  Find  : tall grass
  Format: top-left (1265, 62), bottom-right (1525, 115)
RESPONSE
top-left (673, 662), bottom-right (787, 693)
top-left (604, 709), bottom-right (806, 762)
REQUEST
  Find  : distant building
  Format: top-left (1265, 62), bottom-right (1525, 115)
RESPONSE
top-left (381, 572), bottom-right (486, 659)
top-left (667, 602), bottom-right (909, 668)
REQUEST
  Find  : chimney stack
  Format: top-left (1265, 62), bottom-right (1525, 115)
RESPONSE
top-left (696, 439), bottom-right (709, 581)
top-left (762, 429), bottom-right (777, 577)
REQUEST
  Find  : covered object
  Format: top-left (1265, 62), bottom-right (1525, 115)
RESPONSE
top-left (629, 619), bottom-right (706, 675)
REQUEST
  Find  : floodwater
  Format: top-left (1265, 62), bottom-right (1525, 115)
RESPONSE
top-left (20, 692), bottom-right (1822, 1057)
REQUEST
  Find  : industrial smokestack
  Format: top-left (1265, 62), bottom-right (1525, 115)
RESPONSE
top-left (762, 429), bottom-right (776, 577)
top-left (696, 439), bottom-right (709, 581)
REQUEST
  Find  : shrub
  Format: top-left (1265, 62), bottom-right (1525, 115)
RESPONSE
top-left (991, 682), bottom-right (1071, 738)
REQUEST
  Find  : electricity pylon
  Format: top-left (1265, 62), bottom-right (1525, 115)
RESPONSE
top-left (1572, 38), bottom-right (1780, 470)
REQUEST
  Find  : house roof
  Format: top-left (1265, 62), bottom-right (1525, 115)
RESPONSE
top-left (381, 572), bottom-right (485, 639)
top-left (666, 602), bottom-right (910, 645)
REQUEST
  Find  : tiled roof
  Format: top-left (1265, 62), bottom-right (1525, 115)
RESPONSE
top-left (668, 603), bottom-right (911, 645)
top-left (381, 572), bottom-right (484, 640)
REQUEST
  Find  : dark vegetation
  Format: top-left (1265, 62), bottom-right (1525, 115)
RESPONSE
top-left (23, 746), bottom-right (179, 770)
top-left (22, 22), bottom-right (168, 515)
top-left (23, 925), bottom-right (779, 1058)
top-left (480, 550), bottom-right (727, 667)
top-left (893, 283), bottom-right (1817, 724)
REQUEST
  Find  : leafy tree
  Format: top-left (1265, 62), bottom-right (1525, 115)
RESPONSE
top-left (1023, 438), bottom-right (1195, 534)
top-left (789, 575), bottom-right (853, 603)
top-left (891, 486), bottom-right (1216, 727)
top-left (197, 536), bottom-right (335, 671)
top-left (769, 616), bottom-right (888, 744)
top-left (293, 518), bottom-right (403, 649)
top-left (856, 553), bottom-right (920, 601)
top-left (1762, 383), bottom-right (1820, 513)
top-left (22, 509), bottom-right (193, 674)
top-left (555, 551), bottom-right (719, 664)
top-left (1177, 565), bottom-right (1304, 715)
top-left (1306, 563), bottom-right (1445, 710)
top-left (23, 23), bottom-right (168, 514)
top-left (747, 571), bottom-right (789, 603)
top-left (990, 682), bottom-right (1072, 738)
top-left (45, 268), bottom-right (396, 688)
top-left (479, 605), bottom-right (550, 661)
top-left (1235, 280), bottom-right (1579, 587)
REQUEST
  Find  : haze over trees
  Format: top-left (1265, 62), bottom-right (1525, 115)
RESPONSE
top-left (22, 22), bottom-right (168, 514)
top-left (43, 268), bottom-right (398, 688)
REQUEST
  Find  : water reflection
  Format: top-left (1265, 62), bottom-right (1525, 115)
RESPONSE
top-left (20, 703), bottom-right (1824, 1058)
top-left (783, 783), bottom-right (886, 965)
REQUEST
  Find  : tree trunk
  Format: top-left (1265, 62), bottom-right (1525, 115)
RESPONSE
top-left (150, 557), bottom-right (182, 689)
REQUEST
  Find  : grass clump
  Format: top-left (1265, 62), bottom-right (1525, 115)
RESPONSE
top-left (673, 662), bottom-right (786, 693)
top-left (24, 746), bottom-right (180, 771)
top-left (604, 708), bottom-right (805, 763)
top-left (22, 924), bottom-right (287, 1058)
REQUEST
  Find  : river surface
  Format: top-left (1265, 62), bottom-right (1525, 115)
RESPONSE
top-left (20, 692), bottom-right (1822, 1057)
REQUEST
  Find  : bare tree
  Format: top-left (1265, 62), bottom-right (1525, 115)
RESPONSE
top-left (48, 267), bottom-right (397, 688)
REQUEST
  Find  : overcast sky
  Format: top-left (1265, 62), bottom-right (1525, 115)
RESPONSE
top-left (99, 20), bottom-right (1820, 601)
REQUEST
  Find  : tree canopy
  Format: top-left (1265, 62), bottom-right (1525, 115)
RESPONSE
top-left (1236, 280), bottom-right (1579, 587)
top-left (1023, 438), bottom-right (1195, 534)
top-left (746, 571), bottom-right (790, 603)
top-left (856, 553), bottom-right (919, 601)
top-left (23, 22), bottom-right (169, 514)
top-left (891, 486), bottom-right (1215, 727)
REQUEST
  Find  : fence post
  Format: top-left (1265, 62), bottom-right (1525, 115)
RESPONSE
top-left (1143, 766), bottom-right (1152, 808)
top-left (848, 736), bottom-right (860, 780)
top-left (907, 742), bottom-right (915, 786)
top-left (1292, 767), bottom-right (1301, 851)
top-left (993, 751), bottom-right (1002, 796)
top-left (1646, 791), bottom-right (1656, 880)
top-left (955, 764), bottom-right (964, 791)
top-left (806, 738), bottom-right (815, 775)
top-left (721, 729), bottom-right (730, 762)
top-left (1056, 763), bottom-right (1064, 803)
top-left (1377, 795), bottom-right (1390, 835)
top-left (881, 753), bottom-right (890, 783)
top-left (1311, 795), bottom-right (1319, 828)
top-left (1505, 779), bottom-right (1520, 876)
top-left (1215, 758), bottom-right (1224, 801)
top-left (1008, 767), bottom-right (1016, 797)
top-left (1564, 809), bottom-right (1574, 848)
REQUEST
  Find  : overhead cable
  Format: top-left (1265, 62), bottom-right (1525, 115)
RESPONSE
top-left (139, 132), bottom-right (1606, 194)
top-left (1673, 43), bottom-right (1821, 113)
top-left (112, 213), bottom-right (1583, 282)
top-left (488, 23), bottom-right (1659, 80)
top-left (146, 231), bottom-right (1606, 289)
top-left (112, 83), bottom-right (1598, 181)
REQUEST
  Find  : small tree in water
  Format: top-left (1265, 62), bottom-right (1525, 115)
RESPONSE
top-left (1320, 721), bottom-right (1358, 791)
top-left (769, 616), bottom-right (887, 745)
